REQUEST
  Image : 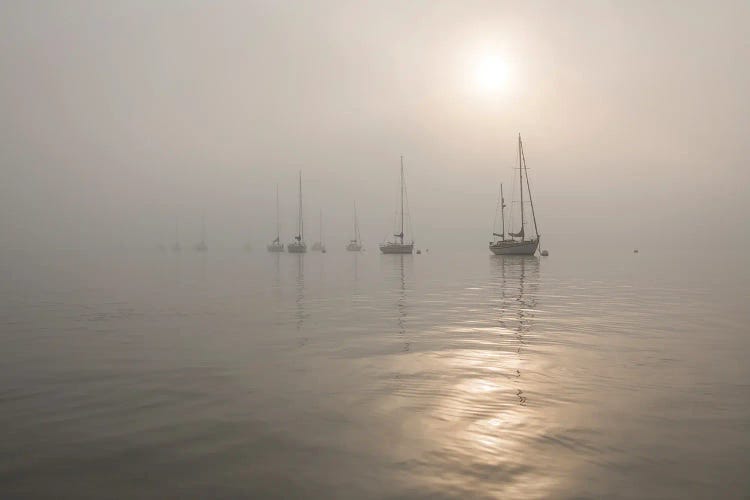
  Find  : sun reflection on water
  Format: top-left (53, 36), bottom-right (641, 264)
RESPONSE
top-left (372, 255), bottom-right (572, 497)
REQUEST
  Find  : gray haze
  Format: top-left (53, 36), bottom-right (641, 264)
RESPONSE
top-left (1, 0), bottom-right (749, 253)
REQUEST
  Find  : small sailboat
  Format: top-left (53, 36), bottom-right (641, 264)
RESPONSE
top-left (490, 134), bottom-right (540, 255)
top-left (172, 219), bottom-right (182, 253)
top-left (380, 156), bottom-right (414, 254)
top-left (287, 171), bottom-right (307, 253)
top-left (194, 214), bottom-right (208, 252)
top-left (267, 184), bottom-right (284, 252)
top-left (311, 209), bottom-right (326, 252)
top-left (346, 201), bottom-right (363, 251)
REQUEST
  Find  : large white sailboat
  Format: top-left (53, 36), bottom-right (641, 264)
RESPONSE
top-left (380, 156), bottom-right (414, 254)
top-left (490, 134), bottom-right (540, 255)
top-left (287, 171), bottom-right (307, 253)
top-left (267, 184), bottom-right (284, 252)
top-left (346, 201), bottom-right (363, 252)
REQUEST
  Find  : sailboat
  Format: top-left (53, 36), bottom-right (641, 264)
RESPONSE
top-left (380, 156), bottom-right (414, 254)
top-left (311, 209), bottom-right (326, 252)
top-left (172, 219), bottom-right (181, 253)
top-left (267, 184), bottom-right (284, 252)
top-left (194, 214), bottom-right (208, 252)
top-left (490, 134), bottom-right (540, 255)
top-left (346, 201), bottom-right (363, 251)
top-left (287, 171), bottom-right (307, 253)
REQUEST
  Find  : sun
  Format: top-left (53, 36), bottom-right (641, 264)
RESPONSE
top-left (474, 55), bottom-right (510, 93)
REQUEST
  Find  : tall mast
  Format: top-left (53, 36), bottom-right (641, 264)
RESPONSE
top-left (297, 170), bottom-right (303, 240)
top-left (319, 208), bottom-right (323, 244)
top-left (521, 138), bottom-right (540, 239)
top-left (353, 201), bottom-right (359, 242)
top-left (518, 134), bottom-right (525, 241)
top-left (275, 183), bottom-right (280, 241)
top-left (500, 183), bottom-right (506, 240)
top-left (400, 156), bottom-right (404, 244)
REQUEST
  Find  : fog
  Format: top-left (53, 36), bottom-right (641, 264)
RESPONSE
top-left (2, 0), bottom-right (748, 253)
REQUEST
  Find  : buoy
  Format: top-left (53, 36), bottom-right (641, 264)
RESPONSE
top-left (416, 249), bottom-right (422, 254)
top-left (541, 250), bottom-right (549, 256)
top-left (634, 249), bottom-right (639, 253)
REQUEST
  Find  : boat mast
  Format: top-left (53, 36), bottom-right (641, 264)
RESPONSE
top-left (275, 183), bottom-right (280, 242)
top-left (319, 208), bottom-right (323, 244)
top-left (354, 201), bottom-right (359, 243)
top-left (501, 183), bottom-right (506, 240)
top-left (298, 171), bottom-right (303, 241)
top-left (400, 156), bottom-right (404, 244)
top-left (520, 138), bottom-right (540, 240)
top-left (518, 134), bottom-right (525, 241)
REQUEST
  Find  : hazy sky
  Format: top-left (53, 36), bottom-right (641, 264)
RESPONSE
top-left (1, 0), bottom-right (748, 252)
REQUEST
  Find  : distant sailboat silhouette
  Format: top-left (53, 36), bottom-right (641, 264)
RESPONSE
top-left (490, 134), bottom-right (540, 255)
top-left (194, 214), bottom-right (208, 252)
top-left (267, 184), bottom-right (284, 252)
top-left (380, 156), bottom-right (414, 254)
top-left (287, 171), bottom-right (307, 253)
top-left (172, 219), bottom-right (181, 253)
top-left (347, 201), bottom-right (363, 251)
top-left (311, 209), bottom-right (326, 252)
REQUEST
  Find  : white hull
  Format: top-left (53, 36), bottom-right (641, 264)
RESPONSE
top-left (380, 243), bottom-right (414, 254)
top-left (489, 239), bottom-right (539, 255)
top-left (288, 242), bottom-right (307, 253)
top-left (347, 243), bottom-right (362, 252)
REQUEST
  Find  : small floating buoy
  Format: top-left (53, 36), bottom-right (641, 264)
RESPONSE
top-left (541, 250), bottom-right (549, 256)
top-left (416, 249), bottom-right (422, 254)
top-left (633, 249), bottom-right (639, 253)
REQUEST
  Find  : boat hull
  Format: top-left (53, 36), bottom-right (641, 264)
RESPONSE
top-left (380, 243), bottom-right (414, 254)
top-left (347, 243), bottom-right (362, 252)
top-left (287, 242), bottom-right (307, 253)
top-left (267, 243), bottom-right (284, 252)
top-left (489, 239), bottom-right (539, 255)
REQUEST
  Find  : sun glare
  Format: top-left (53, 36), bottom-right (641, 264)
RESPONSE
top-left (474, 55), bottom-right (510, 93)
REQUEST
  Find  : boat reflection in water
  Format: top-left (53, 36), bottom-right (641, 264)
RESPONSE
top-left (493, 256), bottom-right (539, 407)
top-left (295, 254), bottom-right (305, 335)
top-left (393, 255), bottom-right (408, 350)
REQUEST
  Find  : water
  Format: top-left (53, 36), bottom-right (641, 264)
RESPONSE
top-left (1, 247), bottom-right (749, 498)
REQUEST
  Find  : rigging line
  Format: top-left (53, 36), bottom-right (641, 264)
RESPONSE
top-left (508, 165), bottom-right (518, 235)
top-left (492, 180), bottom-right (503, 237)
top-left (520, 140), bottom-right (539, 239)
top-left (403, 164), bottom-right (414, 243)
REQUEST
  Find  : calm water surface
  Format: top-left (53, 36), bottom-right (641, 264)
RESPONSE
top-left (1, 247), bottom-right (749, 498)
